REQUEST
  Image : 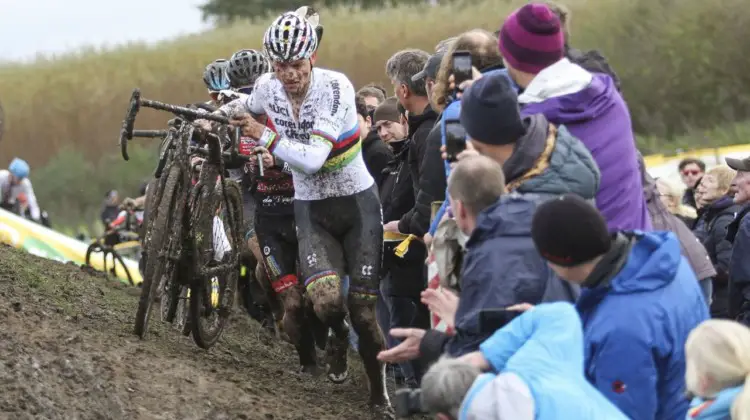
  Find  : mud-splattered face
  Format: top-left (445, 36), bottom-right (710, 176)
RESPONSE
top-left (273, 58), bottom-right (314, 96)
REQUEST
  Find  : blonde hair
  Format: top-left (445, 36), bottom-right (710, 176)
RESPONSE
top-left (656, 178), bottom-right (697, 219)
top-left (685, 320), bottom-right (750, 420)
top-left (705, 166), bottom-right (736, 195)
top-left (431, 29), bottom-right (503, 112)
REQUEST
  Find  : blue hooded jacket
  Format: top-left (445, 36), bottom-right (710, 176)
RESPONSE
top-left (459, 302), bottom-right (628, 420)
top-left (576, 231), bottom-right (709, 419)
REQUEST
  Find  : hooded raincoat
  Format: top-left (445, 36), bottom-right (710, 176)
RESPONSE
top-left (577, 231), bottom-right (709, 419)
top-left (520, 58), bottom-right (650, 232)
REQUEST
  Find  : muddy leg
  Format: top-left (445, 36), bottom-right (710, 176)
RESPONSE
top-left (305, 271), bottom-right (349, 383)
top-left (340, 186), bottom-right (390, 414)
top-left (274, 282), bottom-right (316, 371)
top-left (349, 293), bottom-right (389, 407)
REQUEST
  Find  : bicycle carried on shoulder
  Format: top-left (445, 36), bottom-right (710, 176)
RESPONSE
top-left (119, 89), bottom-right (247, 349)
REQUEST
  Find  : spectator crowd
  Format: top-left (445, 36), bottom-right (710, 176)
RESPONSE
top-left (343, 1), bottom-right (750, 419)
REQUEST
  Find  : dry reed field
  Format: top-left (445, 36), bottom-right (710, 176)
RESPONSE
top-left (1, 0), bottom-right (749, 227)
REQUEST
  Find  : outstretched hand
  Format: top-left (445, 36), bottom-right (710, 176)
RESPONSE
top-left (376, 328), bottom-right (426, 363)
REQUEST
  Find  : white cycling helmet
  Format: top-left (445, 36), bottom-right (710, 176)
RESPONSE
top-left (263, 12), bottom-right (318, 63)
top-left (228, 49), bottom-right (270, 88)
top-left (203, 59), bottom-right (230, 92)
top-left (294, 6), bottom-right (319, 28)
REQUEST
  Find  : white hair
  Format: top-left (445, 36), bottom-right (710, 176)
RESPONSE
top-left (421, 356), bottom-right (480, 418)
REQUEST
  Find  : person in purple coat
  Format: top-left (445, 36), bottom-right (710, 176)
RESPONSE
top-left (497, 2), bottom-right (651, 232)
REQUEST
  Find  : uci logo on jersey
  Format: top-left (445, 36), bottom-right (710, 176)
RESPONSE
top-left (268, 103), bottom-right (290, 117)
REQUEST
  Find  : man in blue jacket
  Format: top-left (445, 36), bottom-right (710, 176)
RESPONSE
top-left (530, 194), bottom-right (709, 420)
top-left (377, 155), bottom-right (579, 367)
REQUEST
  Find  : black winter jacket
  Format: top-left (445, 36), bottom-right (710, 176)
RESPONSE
top-left (398, 107), bottom-right (440, 236)
top-left (379, 140), bottom-right (414, 223)
top-left (379, 139), bottom-right (427, 297)
top-left (695, 196), bottom-right (743, 318)
top-left (361, 129), bottom-right (393, 188)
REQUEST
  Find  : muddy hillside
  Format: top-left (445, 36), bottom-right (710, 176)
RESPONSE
top-left (0, 244), bottom-right (385, 419)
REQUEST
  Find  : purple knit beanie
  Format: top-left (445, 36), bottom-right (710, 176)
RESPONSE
top-left (498, 3), bottom-right (564, 74)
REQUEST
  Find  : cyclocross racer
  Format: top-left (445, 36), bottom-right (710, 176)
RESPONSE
top-left (203, 59), bottom-right (231, 107)
top-left (230, 12), bottom-right (389, 412)
top-left (228, 49), bottom-right (270, 95)
top-left (0, 158), bottom-right (41, 222)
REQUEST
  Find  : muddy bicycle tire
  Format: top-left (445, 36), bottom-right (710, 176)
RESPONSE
top-left (110, 249), bottom-right (134, 286)
top-left (134, 165), bottom-right (181, 338)
top-left (85, 242), bottom-right (103, 268)
top-left (189, 179), bottom-right (243, 349)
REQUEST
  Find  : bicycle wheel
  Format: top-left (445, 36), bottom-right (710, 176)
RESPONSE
top-left (189, 179), bottom-right (243, 349)
top-left (160, 258), bottom-right (182, 324)
top-left (110, 249), bottom-right (134, 286)
top-left (134, 165), bottom-right (182, 338)
top-left (85, 242), bottom-right (102, 267)
top-left (174, 285), bottom-right (191, 336)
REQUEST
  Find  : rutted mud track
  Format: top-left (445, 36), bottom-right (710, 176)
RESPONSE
top-left (0, 244), bottom-right (379, 419)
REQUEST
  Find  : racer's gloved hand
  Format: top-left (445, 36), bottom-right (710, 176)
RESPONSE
top-left (218, 89), bottom-right (241, 102)
top-left (194, 119), bottom-right (213, 133)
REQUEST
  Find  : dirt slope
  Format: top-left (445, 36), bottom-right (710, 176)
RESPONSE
top-left (0, 244), bottom-right (382, 420)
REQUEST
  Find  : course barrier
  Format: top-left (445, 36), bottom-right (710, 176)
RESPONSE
top-left (0, 208), bottom-right (141, 285)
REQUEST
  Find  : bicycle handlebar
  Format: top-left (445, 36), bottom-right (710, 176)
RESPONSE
top-left (132, 129), bottom-right (168, 138)
top-left (118, 88), bottom-right (231, 161)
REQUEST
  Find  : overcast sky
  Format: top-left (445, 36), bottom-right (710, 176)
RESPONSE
top-left (0, 0), bottom-right (211, 61)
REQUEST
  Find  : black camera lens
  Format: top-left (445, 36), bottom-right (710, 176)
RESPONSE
top-left (393, 388), bottom-right (425, 418)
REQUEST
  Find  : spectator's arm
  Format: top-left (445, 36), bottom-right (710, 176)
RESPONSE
top-left (368, 143), bottom-right (392, 187)
top-left (731, 217), bottom-right (750, 284)
top-left (478, 303), bottom-right (579, 372)
top-left (712, 213), bottom-right (735, 283)
top-left (418, 329), bottom-right (452, 367)
top-left (588, 327), bottom-right (658, 419)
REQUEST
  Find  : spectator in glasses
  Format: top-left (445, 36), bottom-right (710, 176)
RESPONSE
top-left (355, 93), bottom-right (392, 188)
top-left (678, 158), bottom-right (706, 209)
top-left (656, 177), bottom-right (698, 228)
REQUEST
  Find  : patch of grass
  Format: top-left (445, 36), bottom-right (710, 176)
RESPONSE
top-left (0, 244), bottom-right (133, 316)
top-left (1, 0), bottom-right (749, 170)
top-left (637, 121), bottom-right (750, 156)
